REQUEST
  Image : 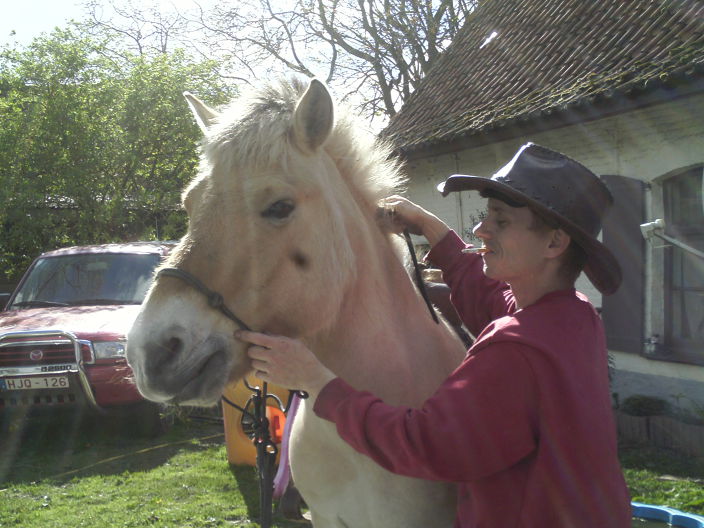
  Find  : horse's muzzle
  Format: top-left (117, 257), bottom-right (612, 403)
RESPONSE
top-left (128, 327), bottom-right (238, 406)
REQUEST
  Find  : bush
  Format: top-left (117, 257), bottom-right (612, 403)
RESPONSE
top-left (620, 395), bottom-right (671, 417)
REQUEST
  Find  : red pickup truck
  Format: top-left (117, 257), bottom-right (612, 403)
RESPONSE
top-left (0, 242), bottom-right (174, 432)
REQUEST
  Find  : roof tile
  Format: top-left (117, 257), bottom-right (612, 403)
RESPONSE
top-left (383, 0), bottom-right (704, 153)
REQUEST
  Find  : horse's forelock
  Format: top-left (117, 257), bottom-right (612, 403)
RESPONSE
top-left (199, 80), bottom-right (299, 171)
top-left (198, 79), bottom-right (405, 209)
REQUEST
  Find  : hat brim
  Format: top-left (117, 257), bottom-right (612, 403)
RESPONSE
top-left (438, 175), bottom-right (622, 295)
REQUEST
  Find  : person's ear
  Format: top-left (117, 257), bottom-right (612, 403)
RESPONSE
top-left (547, 229), bottom-right (571, 258)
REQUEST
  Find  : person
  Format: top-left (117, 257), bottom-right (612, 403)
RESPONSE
top-left (237, 142), bottom-right (633, 527)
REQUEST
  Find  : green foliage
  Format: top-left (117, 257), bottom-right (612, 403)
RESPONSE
top-left (671, 393), bottom-right (704, 425)
top-left (0, 27), bottom-right (236, 282)
top-left (620, 446), bottom-right (704, 514)
top-left (620, 395), bottom-right (672, 417)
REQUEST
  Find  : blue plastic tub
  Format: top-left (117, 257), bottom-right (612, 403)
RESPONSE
top-left (632, 502), bottom-right (704, 527)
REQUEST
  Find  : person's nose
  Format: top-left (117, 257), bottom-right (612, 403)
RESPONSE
top-left (473, 218), bottom-right (490, 241)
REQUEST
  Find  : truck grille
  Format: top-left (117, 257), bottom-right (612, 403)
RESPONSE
top-left (0, 335), bottom-right (93, 368)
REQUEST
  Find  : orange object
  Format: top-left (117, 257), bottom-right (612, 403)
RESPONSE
top-left (222, 377), bottom-right (289, 466)
top-left (267, 405), bottom-right (286, 444)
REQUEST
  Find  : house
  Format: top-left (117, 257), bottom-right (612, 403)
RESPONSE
top-left (382, 0), bottom-right (704, 416)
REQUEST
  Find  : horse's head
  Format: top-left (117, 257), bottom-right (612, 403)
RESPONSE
top-left (127, 79), bottom-right (400, 406)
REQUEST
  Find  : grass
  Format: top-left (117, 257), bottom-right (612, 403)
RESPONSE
top-left (1, 410), bottom-right (703, 527)
top-left (620, 445), bottom-right (704, 515)
top-left (0, 411), bottom-right (305, 527)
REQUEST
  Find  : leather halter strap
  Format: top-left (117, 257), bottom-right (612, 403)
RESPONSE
top-left (154, 265), bottom-right (287, 528)
top-left (158, 231), bottom-right (439, 330)
top-left (155, 265), bottom-right (308, 404)
top-left (156, 267), bottom-right (252, 331)
top-left (403, 229), bottom-right (440, 325)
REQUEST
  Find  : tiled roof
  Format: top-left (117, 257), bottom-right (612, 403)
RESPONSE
top-left (382, 0), bottom-right (704, 154)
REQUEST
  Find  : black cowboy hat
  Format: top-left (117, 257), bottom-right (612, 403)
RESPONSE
top-left (437, 142), bottom-right (622, 295)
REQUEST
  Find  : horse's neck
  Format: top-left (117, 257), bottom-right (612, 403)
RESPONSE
top-left (311, 233), bottom-right (465, 407)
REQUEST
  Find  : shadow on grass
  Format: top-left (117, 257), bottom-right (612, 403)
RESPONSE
top-left (0, 408), bottom-right (224, 486)
top-left (230, 464), bottom-right (262, 520)
top-left (619, 444), bottom-right (704, 481)
top-left (229, 464), bottom-right (311, 527)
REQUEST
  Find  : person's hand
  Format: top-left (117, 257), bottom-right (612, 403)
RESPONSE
top-left (378, 195), bottom-right (450, 245)
top-left (236, 330), bottom-right (336, 398)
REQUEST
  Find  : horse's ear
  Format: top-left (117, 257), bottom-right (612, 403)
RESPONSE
top-left (184, 91), bottom-right (219, 134)
top-left (292, 79), bottom-right (334, 152)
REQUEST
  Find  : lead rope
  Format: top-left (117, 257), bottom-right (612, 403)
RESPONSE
top-left (220, 382), bottom-right (307, 528)
top-left (220, 379), bottom-right (306, 528)
top-left (156, 267), bottom-right (307, 528)
top-left (403, 229), bottom-right (440, 324)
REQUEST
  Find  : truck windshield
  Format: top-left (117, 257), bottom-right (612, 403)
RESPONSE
top-left (10, 253), bottom-right (162, 308)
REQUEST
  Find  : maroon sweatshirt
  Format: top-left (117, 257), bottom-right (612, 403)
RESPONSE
top-left (314, 231), bottom-right (631, 527)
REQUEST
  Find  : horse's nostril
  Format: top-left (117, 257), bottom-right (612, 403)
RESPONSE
top-left (147, 326), bottom-right (189, 369)
top-left (166, 336), bottom-right (183, 355)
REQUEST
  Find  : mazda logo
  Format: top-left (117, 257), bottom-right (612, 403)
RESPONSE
top-left (29, 349), bottom-right (44, 361)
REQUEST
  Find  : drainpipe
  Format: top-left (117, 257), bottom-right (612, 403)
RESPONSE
top-left (642, 184), bottom-right (653, 353)
top-left (454, 154), bottom-right (465, 239)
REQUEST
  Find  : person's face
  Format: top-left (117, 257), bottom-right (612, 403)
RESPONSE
top-left (472, 198), bottom-right (555, 284)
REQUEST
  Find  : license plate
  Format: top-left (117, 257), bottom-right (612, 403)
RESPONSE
top-left (0, 376), bottom-right (69, 391)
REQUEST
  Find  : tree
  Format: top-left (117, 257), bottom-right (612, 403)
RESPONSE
top-left (81, 0), bottom-right (478, 123)
top-left (82, 0), bottom-right (194, 58)
top-left (196, 0), bottom-right (478, 120)
top-left (0, 26), bottom-right (235, 282)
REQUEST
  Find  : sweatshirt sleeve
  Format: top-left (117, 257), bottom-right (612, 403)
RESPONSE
top-left (426, 230), bottom-right (515, 336)
top-left (313, 342), bottom-right (538, 483)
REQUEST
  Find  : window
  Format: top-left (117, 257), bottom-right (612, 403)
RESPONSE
top-left (664, 167), bottom-right (704, 364)
top-left (11, 253), bottom-right (161, 307)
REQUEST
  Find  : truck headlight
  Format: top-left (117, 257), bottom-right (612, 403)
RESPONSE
top-left (93, 341), bottom-right (126, 359)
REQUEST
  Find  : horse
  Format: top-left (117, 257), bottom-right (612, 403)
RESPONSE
top-left (126, 78), bottom-right (466, 527)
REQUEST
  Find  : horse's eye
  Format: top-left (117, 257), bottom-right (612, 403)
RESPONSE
top-left (262, 199), bottom-right (295, 220)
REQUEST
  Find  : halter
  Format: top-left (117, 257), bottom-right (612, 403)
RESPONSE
top-left (157, 267), bottom-right (252, 331)
top-left (156, 266), bottom-right (306, 528)
top-left (155, 237), bottom-right (438, 525)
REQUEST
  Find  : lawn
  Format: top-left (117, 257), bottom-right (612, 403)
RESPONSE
top-left (1, 411), bottom-right (703, 527)
top-left (0, 412), bottom-right (304, 528)
top-left (620, 445), bottom-right (704, 515)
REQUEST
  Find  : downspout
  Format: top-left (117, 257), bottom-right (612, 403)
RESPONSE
top-left (642, 184), bottom-right (653, 352)
top-left (454, 153), bottom-right (465, 238)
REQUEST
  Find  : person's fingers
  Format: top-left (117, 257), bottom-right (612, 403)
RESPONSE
top-left (236, 330), bottom-right (289, 349)
top-left (247, 344), bottom-right (274, 361)
top-left (235, 329), bottom-right (270, 346)
top-left (249, 357), bottom-right (269, 371)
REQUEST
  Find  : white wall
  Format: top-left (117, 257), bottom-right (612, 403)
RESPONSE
top-left (401, 93), bottom-right (704, 410)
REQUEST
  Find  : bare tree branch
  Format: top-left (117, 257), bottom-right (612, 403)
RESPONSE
top-left (81, 0), bottom-right (478, 121)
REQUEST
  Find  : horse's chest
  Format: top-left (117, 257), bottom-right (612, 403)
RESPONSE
top-left (289, 404), bottom-right (354, 478)
top-left (287, 405), bottom-right (456, 527)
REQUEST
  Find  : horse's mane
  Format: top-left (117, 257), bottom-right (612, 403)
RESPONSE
top-left (202, 78), bottom-right (406, 210)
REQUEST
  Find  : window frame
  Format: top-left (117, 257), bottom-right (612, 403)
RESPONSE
top-left (662, 166), bottom-right (704, 366)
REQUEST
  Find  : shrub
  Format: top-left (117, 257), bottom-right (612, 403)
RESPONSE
top-left (620, 395), bottom-right (671, 417)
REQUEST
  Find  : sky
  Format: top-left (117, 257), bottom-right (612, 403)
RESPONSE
top-left (1, 0), bottom-right (86, 46)
top-left (0, 0), bottom-right (204, 47)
